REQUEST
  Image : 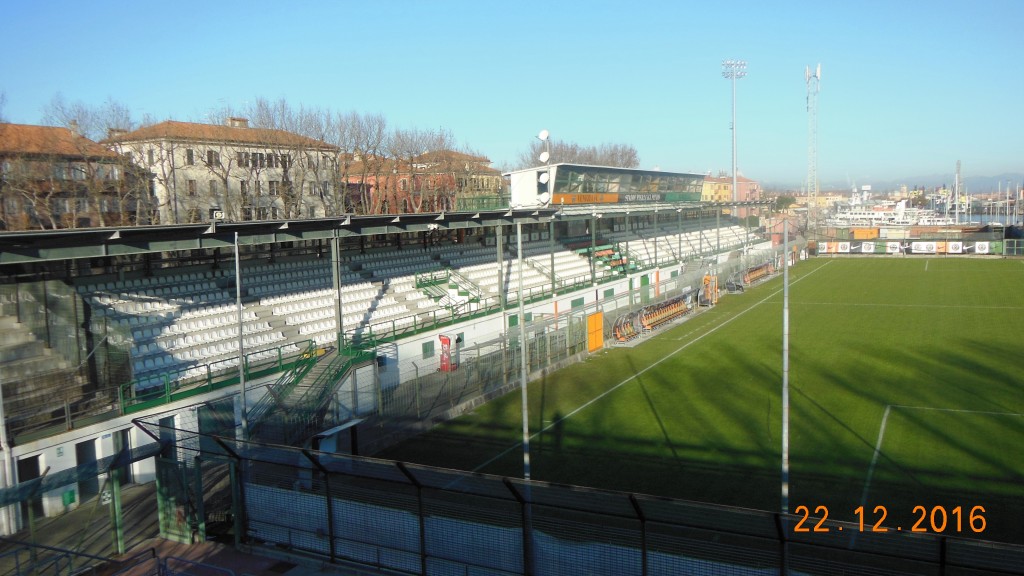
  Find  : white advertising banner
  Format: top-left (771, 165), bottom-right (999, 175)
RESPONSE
top-left (912, 242), bottom-right (937, 254)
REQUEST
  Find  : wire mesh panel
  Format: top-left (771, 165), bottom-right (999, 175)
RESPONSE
top-left (129, 412), bottom-right (1024, 576)
top-left (423, 489), bottom-right (523, 576)
top-left (328, 479), bottom-right (421, 572)
top-left (243, 459), bottom-right (327, 553)
top-left (196, 457), bottom-right (233, 543)
top-left (646, 522), bottom-right (779, 575)
top-left (788, 541), bottom-right (939, 576)
top-left (531, 506), bottom-right (642, 576)
top-left (155, 457), bottom-right (197, 544)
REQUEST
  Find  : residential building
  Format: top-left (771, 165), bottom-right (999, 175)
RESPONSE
top-left (0, 122), bottom-right (150, 230)
top-left (700, 173), bottom-right (762, 204)
top-left (701, 173), bottom-right (734, 203)
top-left (104, 118), bottom-right (340, 224)
top-left (343, 150), bottom-right (505, 214)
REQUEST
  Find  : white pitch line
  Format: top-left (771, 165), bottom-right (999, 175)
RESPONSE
top-left (788, 301), bottom-right (1024, 310)
top-left (851, 403), bottom-right (1022, 547)
top-left (858, 405), bottom-right (891, 510)
top-left (854, 405), bottom-right (1022, 509)
top-left (924, 259), bottom-right (929, 272)
top-left (851, 404), bottom-right (892, 548)
top-left (891, 405), bottom-right (1024, 417)
top-left (464, 259), bottom-right (833, 476)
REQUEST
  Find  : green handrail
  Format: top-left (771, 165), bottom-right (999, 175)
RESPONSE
top-left (247, 341), bottom-right (319, 435)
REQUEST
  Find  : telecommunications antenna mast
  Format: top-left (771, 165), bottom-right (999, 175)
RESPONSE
top-left (806, 64), bottom-right (821, 227)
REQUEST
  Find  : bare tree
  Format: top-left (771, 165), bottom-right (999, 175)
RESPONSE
top-left (329, 110), bottom-right (359, 215)
top-left (40, 95), bottom-right (148, 227)
top-left (42, 94), bottom-right (135, 142)
top-left (515, 138), bottom-right (640, 170)
top-left (0, 149), bottom-right (55, 229)
top-left (387, 127), bottom-right (436, 213)
top-left (351, 113), bottom-right (388, 214)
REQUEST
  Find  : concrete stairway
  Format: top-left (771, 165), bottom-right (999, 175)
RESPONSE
top-left (0, 315), bottom-right (88, 439)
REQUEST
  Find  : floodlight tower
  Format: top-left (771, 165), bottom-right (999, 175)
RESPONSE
top-left (806, 64), bottom-right (821, 233)
top-left (517, 129), bottom-right (551, 482)
top-left (722, 60), bottom-right (747, 209)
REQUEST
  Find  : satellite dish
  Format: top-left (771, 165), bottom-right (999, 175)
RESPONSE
top-left (538, 151), bottom-right (550, 164)
top-left (537, 129), bottom-right (549, 141)
top-left (538, 172), bottom-right (550, 184)
top-left (538, 192), bottom-right (551, 205)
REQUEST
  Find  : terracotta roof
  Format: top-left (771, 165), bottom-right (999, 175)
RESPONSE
top-left (703, 174), bottom-right (760, 185)
top-left (0, 123), bottom-right (118, 158)
top-left (345, 150), bottom-right (500, 175)
top-left (103, 120), bottom-right (338, 151)
top-left (414, 150), bottom-right (491, 165)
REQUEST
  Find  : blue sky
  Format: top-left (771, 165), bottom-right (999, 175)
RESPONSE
top-left (2, 0), bottom-right (1022, 188)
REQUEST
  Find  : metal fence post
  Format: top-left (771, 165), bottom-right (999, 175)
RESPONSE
top-left (192, 456), bottom-right (205, 544)
top-left (939, 536), bottom-right (947, 576)
top-left (629, 494), bottom-right (647, 576)
top-left (503, 478), bottom-right (534, 576)
top-left (14, 277), bottom-right (22, 325)
top-left (72, 289), bottom-right (82, 366)
top-left (501, 337), bottom-right (508, 388)
top-left (475, 343), bottom-right (482, 394)
top-left (42, 277), bottom-right (51, 349)
top-left (412, 362), bottom-right (421, 418)
top-left (773, 512), bottom-right (788, 576)
top-left (301, 449), bottom-right (336, 562)
top-left (396, 462), bottom-right (427, 576)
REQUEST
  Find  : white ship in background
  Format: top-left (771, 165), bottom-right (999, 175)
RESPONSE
top-left (826, 199), bottom-right (955, 227)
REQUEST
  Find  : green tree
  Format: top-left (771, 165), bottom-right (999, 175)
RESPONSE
top-left (775, 195), bottom-right (797, 211)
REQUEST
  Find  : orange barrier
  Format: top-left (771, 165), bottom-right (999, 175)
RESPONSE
top-left (639, 298), bottom-right (688, 330)
top-left (614, 295), bottom-right (690, 341)
top-left (742, 263), bottom-right (774, 285)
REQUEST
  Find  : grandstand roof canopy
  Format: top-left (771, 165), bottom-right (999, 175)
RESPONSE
top-left (0, 198), bottom-right (771, 266)
top-left (0, 209), bottom-right (556, 265)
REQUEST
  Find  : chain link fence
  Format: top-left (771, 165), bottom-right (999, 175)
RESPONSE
top-left (0, 277), bottom-right (128, 444)
top-left (315, 241), bottom-right (802, 456)
top-left (132, 414), bottom-right (1024, 576)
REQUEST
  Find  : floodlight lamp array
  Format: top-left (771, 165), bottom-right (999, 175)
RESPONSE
top-left (722, 59), bottom-right (747, 79)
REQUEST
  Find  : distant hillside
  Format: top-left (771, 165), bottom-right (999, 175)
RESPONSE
top-left (764, 173), bottom-right (1023, 195)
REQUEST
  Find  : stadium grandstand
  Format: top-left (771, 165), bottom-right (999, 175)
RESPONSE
top-left (0, 193), bottom-right (1019, 573)
top-left (0, 193), bottom-right (785, 563)
top-left (4, 191), bottom-right (1017, 574)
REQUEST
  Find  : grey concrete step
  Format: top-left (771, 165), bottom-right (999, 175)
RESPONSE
top-left (0, 354), bottom-right (68, 380)
top-left (0, 339), bottom-right (47, 362)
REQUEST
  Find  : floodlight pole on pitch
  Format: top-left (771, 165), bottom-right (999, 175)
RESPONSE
top-left (235, 232), bottom-right (249, 439)
top-left (519, 128), bottom-right (552, 481)
top-left (781, 219), bottom-right (790, 516)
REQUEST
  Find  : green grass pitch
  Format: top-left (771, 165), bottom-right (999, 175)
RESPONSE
top-left (380, 257), bottom-right (1024, 544)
